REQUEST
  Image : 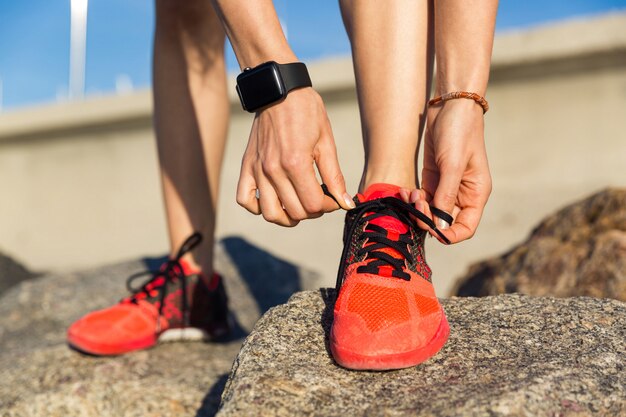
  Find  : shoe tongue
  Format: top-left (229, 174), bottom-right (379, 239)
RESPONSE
top-left (361, 183), bottom-right (402, 201)
top-left (177, 258), bottom-right (201, 276)
top-left (361, 183), bottom-right (408, 234)
top-left (159, 258), bottom-right (200, 277)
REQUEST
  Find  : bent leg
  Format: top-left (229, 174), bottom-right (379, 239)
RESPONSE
top-left (339, 0), bottom-right (434, 191)
top-left (153, 0), bottom-right (229, 273)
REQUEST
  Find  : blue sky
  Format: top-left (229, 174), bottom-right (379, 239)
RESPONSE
top-left (1, 0), bottom-right (625, 110)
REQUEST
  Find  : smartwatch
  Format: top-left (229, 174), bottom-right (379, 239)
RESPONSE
top-left (236, 61), bottom-right (312, 113)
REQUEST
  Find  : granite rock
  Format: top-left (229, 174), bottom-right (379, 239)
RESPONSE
top-left (0, 237), bottom-right (320, 417)
top-left (453, 188), bottom-right (626, 300)
top-left (218, 290), bottom-right (626, 417)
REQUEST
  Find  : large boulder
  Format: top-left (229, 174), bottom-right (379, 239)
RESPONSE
top-left (218, 290), bottom-right (626, 417)
top-left (0, 237), bottom-right (320, 417)
top-left (452, 188), bottom-right (626, 300)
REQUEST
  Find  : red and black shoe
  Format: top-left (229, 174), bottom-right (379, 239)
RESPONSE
top-left (67, 233), bottom-right (230, 356)
top-left (330, 183), bottom-right (451, 370)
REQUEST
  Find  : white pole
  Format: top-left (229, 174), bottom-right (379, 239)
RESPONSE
top-left (69, 0), bottom-right (88, 100)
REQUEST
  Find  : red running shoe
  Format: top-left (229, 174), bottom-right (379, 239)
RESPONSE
top-left (330, 183), bottom-right (451, 370)
top-left (67, 233), bottom-right (230, 356)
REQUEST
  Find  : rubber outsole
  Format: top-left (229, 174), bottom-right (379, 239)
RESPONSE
top-left (329, 312), bottom-right (450, 371)
top-left (67, 331), bottom-right (158, 356)
top-left (67, 326), bottom-right (225, 356)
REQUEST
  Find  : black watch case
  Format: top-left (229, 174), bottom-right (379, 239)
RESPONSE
top-left (236, 61), bottom-right (286, 112)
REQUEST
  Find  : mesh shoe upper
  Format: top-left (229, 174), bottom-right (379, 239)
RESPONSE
top-left (330, 184), bottom-right (449, 369)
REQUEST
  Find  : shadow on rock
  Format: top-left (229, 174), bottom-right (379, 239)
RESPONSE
top-left (319, 288), bottom-right (336, 361)
top-left (0, 251), bottom-right (39, 295)
top-left (195, 373), bottom-right (229, 417)
top-left (221, 236), bottom-right (302, 316)
top-left (143, 237), bottom-right (303, 318)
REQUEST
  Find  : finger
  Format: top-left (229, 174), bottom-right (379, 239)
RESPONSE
top-left (281, 151), bottom-right (330, 215)
top-left (451, 205), bottom-right (462, 221)
top-left (236, 158), bottom-right (261, 215)
top-left (265, 172), bottom-right (317, 221)
top-left (315, 133), bottom-right (354, 211)
top-left (430, 204), bottom-right (483, 244)
top-left (321, 194), bottom-right (342, 213)
top-left (411, 190), bottom-right (434, 232)
top-left (255, 162), bottom-right (299, 227)
top-left (410, 188), bottom-right (426, 204)
top-left (420, 129), bottom-right (438, 204)
top-left (431, 164), bottom-right (463, 230)
top-left (399, 188), bottom-right (411, 204)
top-left (421, 169), bottom-right (437, 203)
top-left (259, 153), bottom-right (308, 220)
top-left (435, 176), bottom-right (491, 244)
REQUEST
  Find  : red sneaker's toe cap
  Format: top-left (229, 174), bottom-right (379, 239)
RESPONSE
top-left (331, 306), bottom-right (443, 356)
top-left (330, 275), bottom-right (449, 370)
top-left (67, 303), bottom-right (159, 356)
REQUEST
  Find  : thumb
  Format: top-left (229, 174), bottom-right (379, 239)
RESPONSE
top-left (315, 135), bottom-right (355, 211)
top-left (431, 165), bottom-right (462, 229)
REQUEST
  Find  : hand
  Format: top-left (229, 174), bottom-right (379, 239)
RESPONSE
top-left (421, 99), bottom-right (492, 244)
top-left (236, 87), bottom-right (354, 227)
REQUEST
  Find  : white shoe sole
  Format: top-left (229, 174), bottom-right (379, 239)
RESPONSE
top-left (157, 327), bottom-right (210, 342)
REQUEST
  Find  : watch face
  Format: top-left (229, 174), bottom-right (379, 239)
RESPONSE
top-left (237, 62), bottom-right (286, 112)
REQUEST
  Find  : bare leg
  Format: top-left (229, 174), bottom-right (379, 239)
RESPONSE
top-left (339, 0), bottom-right (434, 191)
top-left (153, 0), bottom-right (229, 274)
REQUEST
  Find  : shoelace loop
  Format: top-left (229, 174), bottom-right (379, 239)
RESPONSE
top-left (125, 232), bottom-right (203, 328)
top-left (335, 197), bottom-right (450, 291)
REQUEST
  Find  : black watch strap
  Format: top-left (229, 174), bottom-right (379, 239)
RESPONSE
top-left (279, 62), bottom-right (312, 92)
top-left (236, 61), bottom-right (312, 113)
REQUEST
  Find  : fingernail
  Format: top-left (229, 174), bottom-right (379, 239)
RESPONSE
top-left (343, 193), bottom-right (356, 209)
top-left (410, 190), bottom-right (420, 203)
top-left (436, 217), bottom-right (450, 230)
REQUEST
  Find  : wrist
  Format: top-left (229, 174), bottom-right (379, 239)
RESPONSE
top-left (434, 79), bottom-right (488, 98)
top-left (235, 45), bottom-right (298, 70)
top-left (434, 62), bottom-right (490, 97)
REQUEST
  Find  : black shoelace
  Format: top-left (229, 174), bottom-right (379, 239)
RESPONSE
top-left (126, 232), bottom-right (203, 329)
top-left (335, 197), bottom-right (450, 291)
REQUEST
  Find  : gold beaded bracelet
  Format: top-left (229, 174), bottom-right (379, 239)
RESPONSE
top-left (428, 91), bottom-right (489, 114)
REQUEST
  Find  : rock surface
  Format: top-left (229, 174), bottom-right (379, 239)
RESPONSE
top-left (0, 237), bottom-right (321, 417)
top-left (219, 290), bottom-right (626, 417)
top-left (452, 188), bottom-right (626, 300)
top-left (0, 250), bottom-right (37, 295)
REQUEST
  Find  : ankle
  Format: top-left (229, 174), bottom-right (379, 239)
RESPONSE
top-left (178, 252), bottom-right (213, 274)
top-left (178, 256), bottom-right (218, 288)
top-left (360, 168), bottom-right (417, 193)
